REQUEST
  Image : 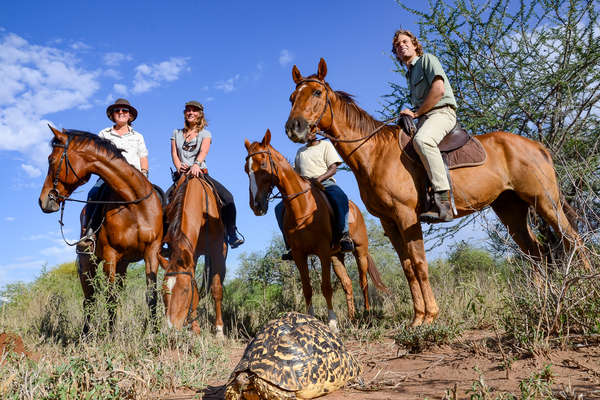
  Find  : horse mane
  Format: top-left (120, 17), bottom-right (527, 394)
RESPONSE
top-left (305, 74), bottom-right (399, 141)
top-left (52, 129), bottom-right (127, 163)
top-left (165, 176), bottom-right (195, 254)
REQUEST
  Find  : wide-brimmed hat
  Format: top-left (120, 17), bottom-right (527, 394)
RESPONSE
top-left (106, 98), bottom-right (138, 122)
top-left (184, 100), bottom-right (204, 111)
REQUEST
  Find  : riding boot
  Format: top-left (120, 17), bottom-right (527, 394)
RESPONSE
top-left (420, 190), bottom-right (453, 222)
top-left (281, 250), bottom-right (294, 261)
top-left (227, 228), bottom-right (245, 249)
top-left (339, 232), bottom-right (355, 252)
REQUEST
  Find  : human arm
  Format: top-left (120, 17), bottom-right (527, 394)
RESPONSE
top-left (314, 162), bottom-right (340, 183)
top-left (399, 77), bottom-right (444, 118)
top-left (170, 139), bottom-right (187, 173)
top-left (188, 137), bottom-right (211, 177)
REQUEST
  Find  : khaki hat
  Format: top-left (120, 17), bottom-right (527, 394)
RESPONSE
top-left (185, 100), bottom-right (204, 111)
top-left (106, 98), bottom-right (138, 122)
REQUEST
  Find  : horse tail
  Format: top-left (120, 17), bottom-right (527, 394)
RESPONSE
top-left (366, 254), bottom-right (390, 294)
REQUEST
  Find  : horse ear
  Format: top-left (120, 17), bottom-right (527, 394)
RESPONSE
top-left (261, 129), bottom-right (272, 147)
top-left (292, 65), bottom-right (302, 84)
top-left (244, 139), bottom-right (251, 151)
top-left (48, 124), bottom-right (66, 141)
top-left (317, 58), bottom-right (328, 80)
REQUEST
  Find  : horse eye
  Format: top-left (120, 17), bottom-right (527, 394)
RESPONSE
top-left (313, 90), bottom-right (322, 97)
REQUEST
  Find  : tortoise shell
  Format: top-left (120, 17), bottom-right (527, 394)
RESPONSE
top-left (228, 312), bottom-right (361, 398)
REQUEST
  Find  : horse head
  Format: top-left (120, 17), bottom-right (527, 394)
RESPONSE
top-left (38, 126), bottom-right (92, 213)
top-left (244, 129), bottom-right (278, 216)
top-left (162, 237), bottom-right (200, 331)
top-left (285, 58), bottom-right (333, 144)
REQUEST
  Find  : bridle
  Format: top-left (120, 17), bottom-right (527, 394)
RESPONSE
top-left (164, 269), bottom-right (200, 329)
top-left (48, 131), bottom-right (153, 247)
top-left (245, 147), bottom-right (310, 202)
top-left (294, 78), bottom-right (400, 145)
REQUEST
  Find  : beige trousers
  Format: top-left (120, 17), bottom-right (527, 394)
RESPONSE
top-left (413, 106), bottom-right (456, 192)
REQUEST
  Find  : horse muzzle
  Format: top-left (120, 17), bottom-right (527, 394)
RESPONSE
top-left (251, 196), bottom-right (269, 216)
top-left (285, 117), bottom-right (310, 143)
top-left (39, 191), bottom-right (60, 213)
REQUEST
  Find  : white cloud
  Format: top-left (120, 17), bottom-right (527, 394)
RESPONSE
top-left (21, 163), bottom-right (41, 177)
top-left (132, 57), bottom-right (189, 94)
top-left (0, 32), bottom-right (101, 166)
top-left (279, 49), bottom-right (293, 66)
top-left (113, 83), bottom-right (128, 95)
top-left (71, 41), bottom-right (92, 51)
top-left (5, 217), bottom-right (15, 222)
top-left (103, 52), bottom-right (132, 66)
top-left (104, 68), bottom-right (122, 79)
top-left (215, 74), bottom-right (240, 93)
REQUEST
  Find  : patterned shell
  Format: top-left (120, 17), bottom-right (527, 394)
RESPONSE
top-left (230, 312), bottom-right (361, 393)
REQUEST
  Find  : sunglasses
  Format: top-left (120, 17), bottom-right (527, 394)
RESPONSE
top-left (113, 108), bottom-right (130, 114)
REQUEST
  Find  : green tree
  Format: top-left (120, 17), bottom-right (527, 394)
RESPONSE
top-left (385, 0), bottom-right (600, 236)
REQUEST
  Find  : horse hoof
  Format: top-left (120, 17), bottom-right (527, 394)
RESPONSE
top-left (410, 315), bottom-right (424, 327)
top-left (215, 326), bottom-right (225, 340)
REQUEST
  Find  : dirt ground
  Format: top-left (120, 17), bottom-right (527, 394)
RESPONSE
top-left (166, 330), bottom-right (600, 400)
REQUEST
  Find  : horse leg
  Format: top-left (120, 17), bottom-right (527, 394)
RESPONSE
top-left (351, 247), bottom-right (371, 312)
top-left (491, 191), bottom-right (545, 260)
top-left (210, 242), bottom-right (227, 338)
top-left (77, 253), bottom-right (97, 336)
top-left (331, 253), bottom-right (356, 321)
top-left (381, 215), bottom-right (438, 326)
top-left (292, 252), bottom-right (313, 316)
top-left (319, 254), bottom-right (338, 331)
top-left (143, 241), bottom-right (161, 331)
top-left (101, 248), bottom-right (120, 332)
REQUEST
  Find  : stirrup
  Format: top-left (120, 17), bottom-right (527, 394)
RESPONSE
top-left (228, 228), bottom-right (245, 249)
top-left (339, 233), bottom-right (355, 252)
top-left (281, 250), bottom-right (293, 261)
top-left (76, 233), bottom-right (96, 255)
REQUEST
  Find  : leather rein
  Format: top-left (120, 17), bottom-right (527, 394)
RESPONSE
top-left (245, 148), bottom-right (310, 201)
top-left (295, 78), bottom-right (401, 145)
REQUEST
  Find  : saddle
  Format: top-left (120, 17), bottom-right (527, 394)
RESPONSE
top-left (398, 117), bottom-right (487, 221)
top-left (309, 181), bottom-right (354, 245)
top-left (398, 116), bottom-right (487, 169)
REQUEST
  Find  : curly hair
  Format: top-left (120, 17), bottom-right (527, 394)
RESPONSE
top-left (391, 29), bottom-right (423, 60)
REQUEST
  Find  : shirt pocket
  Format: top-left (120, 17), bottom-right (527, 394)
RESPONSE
top-left (412, 73), bottom-right (428, 103)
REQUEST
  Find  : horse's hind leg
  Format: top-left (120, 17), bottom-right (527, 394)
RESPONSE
top-left (491, 191), bottom-right (544, 260)
top-left (143, 241), bottom-right (161, 331)
top-left (331, 253), bottom-right (356, 320)
top-left (209, 242), bottom-right (228, 338)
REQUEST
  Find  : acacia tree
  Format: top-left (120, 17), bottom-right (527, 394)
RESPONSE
top-left (385, 0), bottom-right (600, 240)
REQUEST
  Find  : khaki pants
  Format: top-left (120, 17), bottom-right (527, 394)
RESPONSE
top-left (413, 106), bottom-right (456, 192)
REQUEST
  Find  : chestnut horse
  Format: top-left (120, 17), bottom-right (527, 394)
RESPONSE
top-left (285, 58), bottom-right (589, 327)
top-left (161, 174), bottom-right (228, 336)
top-left (244, 129), bottom-right (388, 330)
top-left (38, 126), bottom-right (163, 332)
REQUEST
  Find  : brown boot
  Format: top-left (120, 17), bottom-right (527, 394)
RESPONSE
top-left (420, 191), bottom-right (453, 222)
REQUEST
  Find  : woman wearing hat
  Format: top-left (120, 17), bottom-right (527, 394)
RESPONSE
top-left (82, 98), bottom-right (149, 241)
top-left (169, 100), bottom-right (244, 248)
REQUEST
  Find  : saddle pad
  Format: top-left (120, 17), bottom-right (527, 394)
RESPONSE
top-left (398, 130), bottom-right (487, 170)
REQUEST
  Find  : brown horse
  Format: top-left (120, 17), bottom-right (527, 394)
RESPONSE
top-left (244, 129), bottom-right (388, 330)
top-left (38, 126), bottom-right (163, 332)
top-left (160, 174), bottom-right (228, 337)
top-left (285, 58), bottom-right (589, 327)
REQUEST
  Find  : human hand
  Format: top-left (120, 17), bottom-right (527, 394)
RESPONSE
top-left (399, 108), bottom-right (417, 119)
top-left (179, 164), bottom-right (189, 173)
top-left (189, 163), bottom-right (202, 177)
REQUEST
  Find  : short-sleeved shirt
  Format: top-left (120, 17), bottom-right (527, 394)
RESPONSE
top-left (406, 53), bottom-right (457, 111)
top-left (294, 140), bottom-right (343, 183)
top-left (171, 128), bottom-right (212, 169)
top-left (98, 126), bottom-right (148, 171)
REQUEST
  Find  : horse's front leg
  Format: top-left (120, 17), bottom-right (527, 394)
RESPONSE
top-left (380, 215), bottom-right (437, 327)
top-left (291, 250), bottom-right (313, 316)
top-left (77, 253), bottom-right (97, 336)
top-left (319, 254), bottom-right (340, 332)
top-left (331, 253), bottom-right (355, 321)
top-left (144, 240), bottom-right (161, 331)
top-left (101, 248), bottom-right (121, 332)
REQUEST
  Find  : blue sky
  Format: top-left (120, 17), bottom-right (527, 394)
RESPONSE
top-left (0, 1), bottom-right (488, 289)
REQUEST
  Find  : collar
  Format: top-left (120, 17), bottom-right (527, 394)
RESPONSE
top-left (405, 55), bottom-right (421, 77)
top-left (108, 126), bottom-right (134, 137)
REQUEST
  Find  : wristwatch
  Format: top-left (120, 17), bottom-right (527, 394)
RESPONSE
top-left (194, 160), bottom-right (201, 166)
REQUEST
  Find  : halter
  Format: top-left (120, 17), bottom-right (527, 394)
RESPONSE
top-left (245, 148), bottom-right (310, 202)
top-left (295, 78), bottom-right (400, 145)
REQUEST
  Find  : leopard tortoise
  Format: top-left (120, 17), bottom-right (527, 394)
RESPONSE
top-left (225, 312), bottom-right (361, 400)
